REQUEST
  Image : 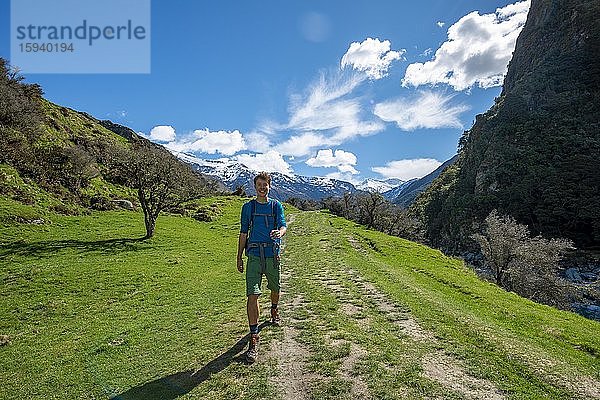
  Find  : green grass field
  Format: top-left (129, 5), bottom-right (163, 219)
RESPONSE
top-left (1, 196), bottom-right (599, 399)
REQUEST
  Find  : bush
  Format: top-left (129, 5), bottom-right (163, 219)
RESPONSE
top-left (89, 195), bottom-right (116, 211)
top-left (472, 210), bottom-right (575, 308)
top-left (322, 192), bottom-right (424, 243)
top-left (192, 204), bottom-right (222, 222)
top-left (49, 203), bottom-right (81, 216)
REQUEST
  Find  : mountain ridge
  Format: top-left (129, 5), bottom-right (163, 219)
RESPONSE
top-left (414, 0), bottom-right (600, 250)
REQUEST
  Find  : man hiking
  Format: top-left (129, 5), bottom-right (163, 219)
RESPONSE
top-left (237, 171), bottom-right (287, 364)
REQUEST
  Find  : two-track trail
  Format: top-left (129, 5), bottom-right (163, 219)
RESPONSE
top-left (257, 211), bottom-right (519, 400)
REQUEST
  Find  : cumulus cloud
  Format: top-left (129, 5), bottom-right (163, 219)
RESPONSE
top-left (403, 0), bottom-right (530, 90)
top-left (306, 149), bottom-right (356, 167)
top-left (165, 128), bottom-right (246, 156)
top-left (245, 131), bottom-right (273, 153)
top-left (234, 150), bottom-right (293, 176)
top-left (436, 21), bottom-right (445, 28)
top-left (374, 91), bottom-right (469, 130)
top-left (341, 37), bottom-right (405, 79)
top-left (372, 158), bottom-right (442, 180)
top-left (149, 125), bottom-right (176, 142)
top-left (337, 164), bottom-right (359, 174)
top-left (306, 149), bottom-right (359, 175)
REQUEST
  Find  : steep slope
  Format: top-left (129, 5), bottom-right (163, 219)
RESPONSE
top-left (1, 60), bottom-right (218, 218)
top-left (414, 0), bottom-right (600, 250)
top-left (386, 155), bottom-right (457, 208)
top-left (1, 95), bottom-right (138, 214)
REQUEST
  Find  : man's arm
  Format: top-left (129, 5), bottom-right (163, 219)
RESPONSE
top-left (237, 233), bottom-right (247, 272)
top-left (278, 226), bottom-right (287, 237)
top-left (271, 201), bottom-right (287, 239)
top-left (238, 202), bottom-right (249, 273)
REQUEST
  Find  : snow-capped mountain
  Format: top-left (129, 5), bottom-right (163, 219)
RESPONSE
top-left (175, 152), bottom-right (359, 201)
top-left (356, 178), bottom-right (404, 193)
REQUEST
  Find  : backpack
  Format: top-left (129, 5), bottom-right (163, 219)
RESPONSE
top-left (245, 199), bottom-right (280, 255)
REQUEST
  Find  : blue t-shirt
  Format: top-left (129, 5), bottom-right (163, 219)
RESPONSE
top-left (240, 199), bottom-right (286, 257)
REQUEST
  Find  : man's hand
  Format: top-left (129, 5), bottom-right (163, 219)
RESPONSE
top-left (237, 257), bottom-right (244, 273)
top-left (270, 229), bottom-right (281, 239)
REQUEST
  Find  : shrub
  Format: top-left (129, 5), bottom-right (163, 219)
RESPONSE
top-left (472, 210), bottom-right (575, 307)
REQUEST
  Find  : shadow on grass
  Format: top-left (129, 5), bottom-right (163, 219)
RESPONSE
top-left (0, 237), bottom-right (148, 259)
top-left (111, 322), bottom-right (270, 400)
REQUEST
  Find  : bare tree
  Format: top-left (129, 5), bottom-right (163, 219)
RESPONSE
top-left (472, 210), bottom-right (574, 306)
top-left (471, 210), bottom-right (529, 286)
top-left (357, 192), bottom-right (386, 229)
top-left (113, 141), bottom-right (209, 238)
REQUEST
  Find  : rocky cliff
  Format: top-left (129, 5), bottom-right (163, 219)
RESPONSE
top-left (413, 0), bottom-right (600, 251)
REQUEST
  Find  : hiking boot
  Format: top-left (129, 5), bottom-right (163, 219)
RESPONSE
top-left (246, 334), bottom-right (259, 364)
top-left (270, 307), bottom-right (281, 326)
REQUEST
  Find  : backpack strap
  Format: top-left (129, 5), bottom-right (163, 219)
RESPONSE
top-left (246, 199), bottom-right (281, 259)
top-left (245, 200), bottom-right (256, 254)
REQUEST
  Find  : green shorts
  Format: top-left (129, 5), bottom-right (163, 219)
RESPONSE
top-left (246, 254), bottom-right (281, 296)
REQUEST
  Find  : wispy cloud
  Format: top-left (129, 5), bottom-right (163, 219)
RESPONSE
top-left (403, 0), bottom-right (530, 90)
top-left (279, 69), bottom-right (384, 157)
top-left (374, 91), bottom-right (469, 130)
top-left (372, 158), bottom-right (442, 180)
top-left (277, 132), bottom-right (330, 157)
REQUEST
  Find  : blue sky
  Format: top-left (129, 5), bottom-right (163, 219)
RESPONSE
top-left (0, 0), bottom-right (530, 183)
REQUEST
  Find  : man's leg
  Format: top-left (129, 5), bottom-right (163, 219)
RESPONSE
top-left (245, 256), bottom-right (262, 363)
top-left (270, 291), bottom-right (281, 325)
top-left (266, 256), bottom-right (282, 325)
top-left (270, 291), bottom-right (280, 306)
top-left (247, 294), bottom-right (260, 327)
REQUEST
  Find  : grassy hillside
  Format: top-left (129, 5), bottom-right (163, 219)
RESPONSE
top-left (1, 197), bottom-right (599, 399)
top-left (1, 96), bottom-right (139, 214)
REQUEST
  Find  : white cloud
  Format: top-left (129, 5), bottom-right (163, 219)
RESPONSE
top-left (372, 158), bottom-right (442, 180)
top-left (306, 148), bottom-right (359, 176)
top-left (374, 91), bottom-right (469, 130)
top-left (288, 70), bottom-right (364, 131)
top-left (338, 164), bottom-right (359, 174)
top-left (420, 48), bottom-right (433, 57)
top-left (149, 125), bottom-right (176, 142)
top-left (341, 38), bottom-right (405, 79)
top-left (278, 132), bottom-right (330, 157)
top-left (245, 131), bottom-right (273, 153)
top-left (323, 171), bottom-right (361, 185)
top-left (306, 149), bottom-right (357, 168)
top-left (436, 21), bottom-right (445, 28)
top-left (234, 150), bottom-right (293, 176)
top-left (165, 128), bottom-right (246, 156)
top-left (403, 0), bottom-right (530, 90)
top-left (282, 70), bottom-right (384, 155)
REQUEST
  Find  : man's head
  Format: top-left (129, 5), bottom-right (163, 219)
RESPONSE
top-left (254, 171), bottom-right (271, 198)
